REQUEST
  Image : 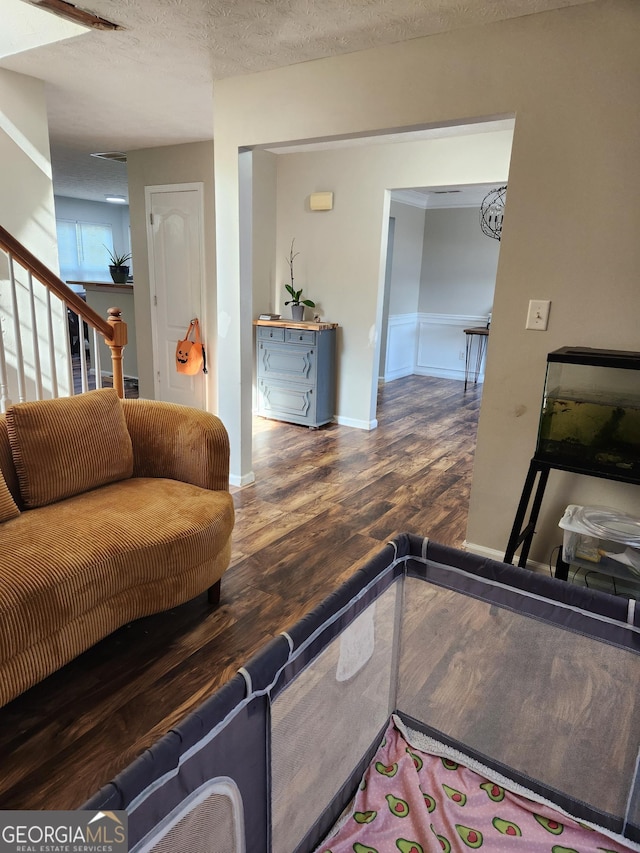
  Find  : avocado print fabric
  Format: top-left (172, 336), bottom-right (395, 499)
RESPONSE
top-left (316, 720), bottom-right (632, 852)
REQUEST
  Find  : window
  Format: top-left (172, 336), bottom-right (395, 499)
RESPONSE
top-left (56, 219), bottom-right (114, 282)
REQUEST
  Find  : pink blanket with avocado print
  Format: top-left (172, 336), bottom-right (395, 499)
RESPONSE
top-left (316, 719), bottom-right (632, 853)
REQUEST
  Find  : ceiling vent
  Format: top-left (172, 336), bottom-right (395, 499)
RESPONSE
top-left (433, 190), bottom-right (462, 195)
top-left (91, 151), bottom-right (127, 162)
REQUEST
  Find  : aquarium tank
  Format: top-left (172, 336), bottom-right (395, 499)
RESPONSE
top-left (536, 347), bottom-right (640, 481)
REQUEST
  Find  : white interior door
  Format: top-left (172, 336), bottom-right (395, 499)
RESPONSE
top-left (146, 183), bottom-right (206, 409)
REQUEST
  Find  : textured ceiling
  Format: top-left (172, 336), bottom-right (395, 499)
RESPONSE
top-left (0, 0), bottom-right (593, 202)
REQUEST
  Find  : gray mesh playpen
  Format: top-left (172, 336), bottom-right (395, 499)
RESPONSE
top-left (85, 534), bottom-right (640, 851)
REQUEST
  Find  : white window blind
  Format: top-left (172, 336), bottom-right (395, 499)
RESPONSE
top-left (56, 219), bottom-right (114, 282)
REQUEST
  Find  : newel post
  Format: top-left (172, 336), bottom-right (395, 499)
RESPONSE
top-left (104, 307), bottom-right (128, 399)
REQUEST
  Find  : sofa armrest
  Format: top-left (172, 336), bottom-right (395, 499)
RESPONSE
top-left (121, 399), bottom-right (230, 491)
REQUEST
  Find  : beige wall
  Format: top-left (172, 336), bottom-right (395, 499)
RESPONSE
top-left (0, 68), bottom-right (69, 400)
top-left (214, 0), bottom-right (640, 559)
top-left (419, 207), bottom-right (499, 317)
top-left (0, 69), bottom-right (58, 265)
top-left (127, 141), bottom-right (216, 402)
top-left (388, 201), bottom-right (426, 316)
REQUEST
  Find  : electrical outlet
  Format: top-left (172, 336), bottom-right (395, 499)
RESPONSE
top-left (459, 350), bottom-right (465, 361)
top-left (526, 299), bottom-right (551, 330)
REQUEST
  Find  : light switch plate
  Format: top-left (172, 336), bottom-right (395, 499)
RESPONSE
top-left (526, 299), bottom-right (551, 330)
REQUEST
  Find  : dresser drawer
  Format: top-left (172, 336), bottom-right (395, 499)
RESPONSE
top-left (258, 340), bottom-right (315, 382)
top-left (257, 378), bottom-right (316, 426)
top-left (258, 326), bottom-right (285, 341)
top-left (285, 328), bottom-right (316, 345)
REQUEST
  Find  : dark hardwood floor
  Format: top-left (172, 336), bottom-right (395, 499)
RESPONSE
top-left (0, 375), bottom-right (481, 809)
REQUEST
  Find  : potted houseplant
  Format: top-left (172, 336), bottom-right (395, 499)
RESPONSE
top-left (284, 239), bottom-right (315, 321)
top-left (105, 246), bottom-right (132, 284)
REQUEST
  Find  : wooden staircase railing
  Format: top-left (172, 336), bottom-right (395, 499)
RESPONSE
top-left (0, 225), bottom-right (128, 407)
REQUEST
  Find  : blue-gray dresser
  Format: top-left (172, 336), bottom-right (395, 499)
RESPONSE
top-left (255, 320), bottom-right (338, 427)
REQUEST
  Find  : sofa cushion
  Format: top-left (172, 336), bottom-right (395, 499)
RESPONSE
top-left (0, 477), bottom-right (234, 679)
top-left (6, 388), bottom-right (133, 508)
top-left (0, 470), bottom-right (20, 523)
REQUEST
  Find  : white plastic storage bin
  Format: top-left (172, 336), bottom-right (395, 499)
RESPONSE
top-left (559, 504), bottom-right (640, 575)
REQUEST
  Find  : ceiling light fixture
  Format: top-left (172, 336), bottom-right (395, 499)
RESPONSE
top-left (105, 195), bottom-right (127, 204)
top-left (27, 0), bottom-right (122, 30)
top-left (479, 185), bottom-right (507, 241)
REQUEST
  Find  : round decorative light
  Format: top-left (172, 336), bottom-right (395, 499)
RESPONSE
top-left (479, 185), bottom-right (507, 241)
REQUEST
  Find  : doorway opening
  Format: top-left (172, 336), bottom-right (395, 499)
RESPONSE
top-left (377, 182), bottom-right (504, 396)
top-left (239, 116), bottom-right (514, 490)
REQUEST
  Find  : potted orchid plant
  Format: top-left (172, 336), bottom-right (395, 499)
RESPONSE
top-left (284, 239), bottom-right (315, 321)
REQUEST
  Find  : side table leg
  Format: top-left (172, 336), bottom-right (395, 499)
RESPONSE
top-left (476, 335), bottom-right (488, 384)
top-left (473, 336), bottom-right (485, 384)
top-left (464, 335), bottom-right (472, 391)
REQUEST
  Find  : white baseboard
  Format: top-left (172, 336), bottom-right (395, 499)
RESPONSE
top-left (414, 365), bottom-right (468, 382)
top-left (335, 415), bottom-right (378, 430)
top-left (383, 366), bottom-right (414, 382)
top-left (463, 541), bottom-right (505, 561)
top-left (229, 471), bottom-right (256, 488)
top-left (463, 540), bottom-right (550, 574)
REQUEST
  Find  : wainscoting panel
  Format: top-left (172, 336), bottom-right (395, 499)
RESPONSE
top-left (384, 313), bottom-right (489, 383)
top-left (417, 313), bottom-right (488, 381)
top-left (384, 314), bottom-right (418, 381)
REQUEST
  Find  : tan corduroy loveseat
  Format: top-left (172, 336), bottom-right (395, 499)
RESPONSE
top-left (0, 388), bottom-right (235, 708)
